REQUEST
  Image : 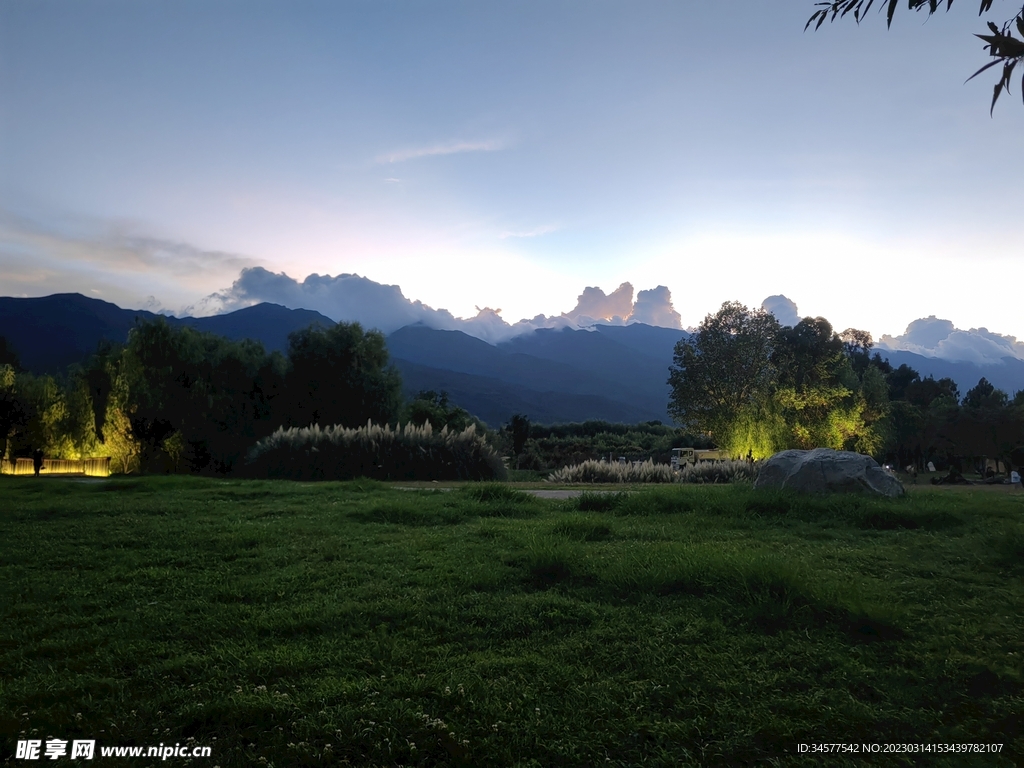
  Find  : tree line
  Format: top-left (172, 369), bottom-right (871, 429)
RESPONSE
top-left (668, 301), bottom-right (1024, 473)
top-left (0, 319), bottom-right (481, 474)
top-left (4, 307), bottom-right (1021, 477)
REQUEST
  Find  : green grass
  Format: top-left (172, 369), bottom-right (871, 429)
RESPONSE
top-left (2, 477), bottom-right (1023, 767)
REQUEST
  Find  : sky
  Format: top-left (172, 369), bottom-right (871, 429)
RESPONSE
top-left (1, 0), bottom-right (1022, 350)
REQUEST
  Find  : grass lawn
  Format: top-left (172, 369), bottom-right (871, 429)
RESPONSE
top-left (1, 477), bottom-right (1022, 767)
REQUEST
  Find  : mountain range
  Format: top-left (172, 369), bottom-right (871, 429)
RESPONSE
top-left (3, 293), bottom-right (1022, 426)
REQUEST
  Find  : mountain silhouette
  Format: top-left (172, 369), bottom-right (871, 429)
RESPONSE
top-left (3, 293), bottom-right (1022, 426)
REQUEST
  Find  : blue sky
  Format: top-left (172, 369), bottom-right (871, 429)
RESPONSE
top-left (1, 0), bottom-right (1021, 343)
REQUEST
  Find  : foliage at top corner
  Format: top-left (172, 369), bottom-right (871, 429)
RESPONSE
top-left (807, 0), bottom-right (1024, 114)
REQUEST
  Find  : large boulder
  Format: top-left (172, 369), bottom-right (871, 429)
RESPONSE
top-left (753, 448), bottom-right (905, 498)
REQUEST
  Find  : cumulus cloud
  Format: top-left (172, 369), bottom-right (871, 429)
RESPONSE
top-left (877, 315), bottom-right (1024, 365)
top-left (629, 286), bottom-right (682, 329)
top-left (188, 267), bottom-right (464, 333)
top-left (761, 295), bottom-right (800, 327)
top-left (197, 269), bottom-right (685, 343)
top-left (565, 283), bottom-right (635, 324)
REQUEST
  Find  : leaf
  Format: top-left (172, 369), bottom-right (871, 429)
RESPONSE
top-left (965, 57), bottom-right (1002, 83)
top-left (1018, 16), bottom-right (1024, 39)
top-left (991, 80), bottom-right (1002, 116)
top-left (886, 0), bottom-right (899, 28)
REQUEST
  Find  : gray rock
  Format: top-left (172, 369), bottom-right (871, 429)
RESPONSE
top-left (753, 448), bottom-right (905, 498)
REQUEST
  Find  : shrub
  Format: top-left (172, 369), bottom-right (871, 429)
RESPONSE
top-left (547, 459), bottom-right (759, 485)
top-left (244, 421), bottom-right (506, 481)
top-left (547, 459), bottom-right (676, 484)
top-left (677, 459), bottom-right (760, 484)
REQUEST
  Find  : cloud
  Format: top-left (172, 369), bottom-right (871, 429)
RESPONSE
top-left (761, 295), bottom-right (800, 327)
top-left (565, 283), bottom-right (635, 324)
top-left (377, 139), bottom-right (505, 164)
top-left (189, 267), bottom-right (462, 331)
top-left (0, 210), bottom-right (257, 310)
top-left (198, 269), bottom-right (685, 344)
top-left (629, 286), bottom-right (682, 329)
top-left (877, 315), bottom-right (1024, 365)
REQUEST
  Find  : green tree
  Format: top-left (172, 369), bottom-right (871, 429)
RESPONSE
top-left (906, 376), bottom-right (960, 408)
top-left (667, 301), bottom-right (781, 453)
top-left (403, 390), bottom-right (477, 432)
top-left (507, 413), bottom-right (531, 457)
top-left (124, 318), bottom-right (285, 472)
top-left (0, 336), bottom-right (20, 370)
top-left (808, 1), bottom-right (1024, 114)
top-left (963, 376), bottom-right (1009, 409)
top-left (284, 322), bottom-right (403, 430)
top-left (669, 306), bottom-right (886, 458)
top-left (0, 363), bottom-right (25, 462)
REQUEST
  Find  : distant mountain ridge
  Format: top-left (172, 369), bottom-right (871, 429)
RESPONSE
top-left (0, 293), bottom-right (335, 374)
top-left (2, 293), bottom-right (1021, 427)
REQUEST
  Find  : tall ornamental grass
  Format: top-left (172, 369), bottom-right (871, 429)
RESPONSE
top-left (547, 459), bottom-right (676, 484)
top-left (548, 459), bottom-right (759, 484)
top-left (244, 421), bottom-right (506, 481)
top-left (677, 459), bottom-right (760, 484)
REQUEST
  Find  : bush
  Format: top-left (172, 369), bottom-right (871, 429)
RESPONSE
top-left (547, 459), bottom-right (676, 484)
top-left (244, 421), bottom-right (506, 481)
top-left (678, 459), bottom-right (759, 484)
top-left (547, 459), bottom-right (759, 485)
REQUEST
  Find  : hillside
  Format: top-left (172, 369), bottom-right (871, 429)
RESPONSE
top-left (0, 294), bottom-right (335, 374)
top-left (3, 293), bottom-right (1022, 427)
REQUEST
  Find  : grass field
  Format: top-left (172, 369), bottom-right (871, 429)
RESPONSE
top-left (2, 477), bottom-right (1023, 767)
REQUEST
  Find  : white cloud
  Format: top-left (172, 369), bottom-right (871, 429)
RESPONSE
top-left (197, 269), bottom-right (685, 343)
top-left (376, 139), bottom-right (505, 164)
top-left (629, 286), bottom-right (682, 329)
top-left (761, 294), bottom-right (800, 327)
top-left (877, 315), bottom-right (1024, 365)
top-left (565, 283), bottom-right (635, 324)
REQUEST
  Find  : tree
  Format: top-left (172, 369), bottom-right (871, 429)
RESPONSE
top-left (669, 305), bottom-right (887, 458)
top-left (403, 390), bottom-right (477, 433)
top-left (0, 363), bottom-right (26, 462)
top-left (905, 376), bottom-right (960, 408)
top-left (506, 413), bottom-right (531, 460)
top-left (886, 364), bottom-right (922, 402)
top-left (808, 0), bottom-right (1024, 114)
top-left (0, 336), bottom-right (20, 370)
top-left (124, 318), bottom-right (286, 472)
top-left (668, 302), bottom-right (782, 454)
top-left (963, 376), bottom-right (1009, 408)
top-left (284, 322), bottom-right (403, 430)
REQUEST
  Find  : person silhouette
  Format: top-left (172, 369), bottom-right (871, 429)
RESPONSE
top-left (32, 448), bottom-right (44, 477)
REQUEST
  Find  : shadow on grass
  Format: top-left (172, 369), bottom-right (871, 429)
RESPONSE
top-left (550, 515), bottom-right (614, 542)
top-left (599, 546), bottom-right (905, 639)
top-left (744, 488), bottom-right (963, 531)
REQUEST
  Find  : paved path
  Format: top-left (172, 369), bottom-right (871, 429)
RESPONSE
top-left (394, 487), bottom-right (617, 499)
